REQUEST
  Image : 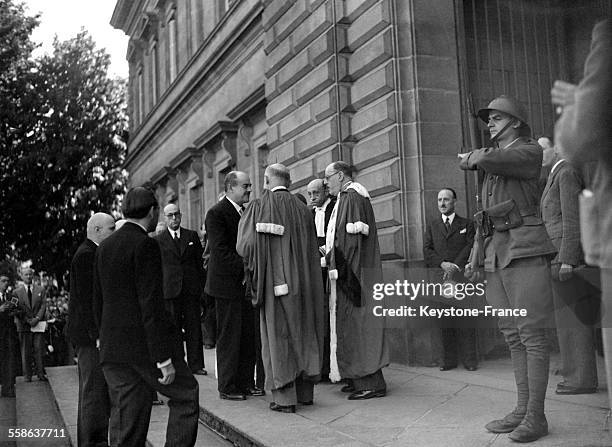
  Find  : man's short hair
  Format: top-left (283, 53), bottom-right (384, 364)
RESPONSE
top-left (330, 161), bottom-right (353, 178)
top-left (122, 187), bottom-right (158, 219)
top-left (439, 187), bottom-right (457, 199)
top-left (266, 164), bottom-right (291, 186)
top-left (224, 171), bottom-right (239, 192)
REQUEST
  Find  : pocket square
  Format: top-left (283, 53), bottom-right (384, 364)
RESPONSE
top-left (189, 241), bottom-right (194, 245)
top-left (460, 228), bottom-right (467, 234)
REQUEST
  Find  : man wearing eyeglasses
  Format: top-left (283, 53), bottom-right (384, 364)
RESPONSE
top-left (155, 203), bottom-right (207, 376)
top-left (323, 161), bottom-right (389, 400)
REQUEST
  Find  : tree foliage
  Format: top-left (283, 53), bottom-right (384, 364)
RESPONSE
top-left (0, 1), bottom-right (128, 281)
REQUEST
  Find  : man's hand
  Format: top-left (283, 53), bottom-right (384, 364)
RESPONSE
top-left (441, 262), bottom-right (460, 275)
top-left (551, 80), bottom-right (576, 111)
top-left (464, 262), bottom-right (482, 283)
top-left (27, 316), bottom-right (39, 326)
top-left (158, 362), bottom-right (176, 386)
top-left (0, 302), bottom-right (10, 313)
top-left (558, 263), bottom-right (574, 282)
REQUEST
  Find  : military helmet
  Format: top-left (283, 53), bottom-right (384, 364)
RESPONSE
top-left (477, 95), bottom-right (529, 125)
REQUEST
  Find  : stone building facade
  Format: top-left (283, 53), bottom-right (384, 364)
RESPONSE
top-left (111, 0), bottom-right (610, 364)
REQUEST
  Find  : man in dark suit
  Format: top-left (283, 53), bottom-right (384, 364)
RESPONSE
top-left (541, 144), bottom-right (599, 395)
top-left (0, 273), bottom-right (19, 398)
top-left (423, 188), bottom-right (477, 371)
top-left (307, 178), bottom-right (336, 381)
top-left (14, 268), bottom-right (47, 382)
top-left (68, 212), bottom-right (115, 447)
top-left (205, 171), bottom-right (261, 400)
top-left (93, 187), bottom-right (199, 446)
top-left (155, 203), bottom-right (207, 376)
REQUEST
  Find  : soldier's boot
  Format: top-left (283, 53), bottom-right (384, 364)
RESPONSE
top-left (485, 347), bottom-right (528, 433)
top-left (508, 345), bottom-right (550, 442)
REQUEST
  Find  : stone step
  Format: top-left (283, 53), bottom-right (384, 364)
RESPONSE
top-left (14, 377), bottom-right (70, 447)
top-left (46, 365), bottom-right (232, 447)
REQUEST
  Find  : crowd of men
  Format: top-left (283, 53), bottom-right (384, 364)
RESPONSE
top-left (0, 18), bottom-right (609, 447)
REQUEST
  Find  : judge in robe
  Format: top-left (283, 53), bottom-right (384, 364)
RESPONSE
top-left (324, 161), bottom-right (389, 400)
top-left (307, 179), bottom-right (336, 381)
top-left (237, 164), bottom-right (325, 413)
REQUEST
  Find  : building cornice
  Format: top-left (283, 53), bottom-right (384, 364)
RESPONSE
top-left (226, 85), bottom-right (266, 122)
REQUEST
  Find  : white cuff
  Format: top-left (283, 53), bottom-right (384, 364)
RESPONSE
top-left (274, 284), bottom-right (289, 296)
top-left (256, 222), bottom-right (285, 235)
top-left (328, 269), bottom-right (338, 280)
top-left (320, 257), bottom-right (327, 268)
top-left (346, 221), bottom-right (369, 235)
top-left (157, 358), bottom-right (172, 369)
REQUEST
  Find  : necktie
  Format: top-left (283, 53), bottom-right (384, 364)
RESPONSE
top-left (27, 286), bottom-right (32, 307)
top-left (173, 232), bottom-right (180, 250)
top-left (444, 218), bottom-right (451, 234)
top-left (238, 206), bottom-right (244, 216)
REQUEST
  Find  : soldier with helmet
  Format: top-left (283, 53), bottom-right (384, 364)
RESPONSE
top-left (459, 95), bottom-right (556, 442)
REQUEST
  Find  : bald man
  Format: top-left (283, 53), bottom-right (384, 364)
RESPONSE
top-left (307, 178), bottom-right (336, 380)
top-left (154, 203), bottom-right (206, 375)
top-left (67, 212), bottom-right (115, 446)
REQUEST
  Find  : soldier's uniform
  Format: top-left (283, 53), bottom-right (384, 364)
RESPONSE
top-left (460, 96), bottom-right (556, 442)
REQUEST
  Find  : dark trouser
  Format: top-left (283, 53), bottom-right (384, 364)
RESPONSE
top-left (102, 358), bottom-right (199, 447)
top-left (486, 256), bottom-right (553, 416)
top-left (202, 293), bottom-right (216, 346)
top-left (352, 369), bottom-right (386, 392)
top-left (215, 297), bottom-right (255, 393)
top-left (76, 345), bottom-right (110, 447)
top-left (551, 264), bottom-right (599, 389)
top-left (166, 294), bottom-right (204, 371)
top-left (321, 274), bottom-right (331, 378)
top-left (272, 375), bottom-right (314, 406)
top-left (19, 331), bottom-right (45, 378)
top-left (440, 326), bottom-right (478, 368)
top-left (253, 308), bottom-right (265, 389)
top-left (0, 327), bottom-right (17, 395)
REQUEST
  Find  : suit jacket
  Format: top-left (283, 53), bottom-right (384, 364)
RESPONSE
top-left (311, 196), bottom-right (336, 249)
top-left (460, 137), bottom-right (557, 270)
top-left (423, 215), bottom-right (475, 280)
top-left (556, 19), bottom-right (612, 268)
top-left (67, 239), bottom-right (99, 346)
top-left (0, 291), bottom-right (19, 338)
top-left (93, 222), bottom-right (179, 365)
top-left (154, 227), bottom-right (204, 300)
top-left (14, 283), bottom-right (46, 333)
top-left (204, 197), bottom-right (245, 300)
top-left (541, 161), bottom-right (584, 266)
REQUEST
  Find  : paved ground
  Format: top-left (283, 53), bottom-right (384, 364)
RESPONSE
top-left (40, 349), bottom-right (612, 447)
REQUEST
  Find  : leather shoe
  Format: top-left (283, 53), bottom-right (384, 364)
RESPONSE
top-left (219, 392), bottom-right (246, 401)
top-left (192, 369), bottom-right (208, 376)
top-left (485, 409), bottom-right (525, 433)
top-left (508, 412), bottom-right (548, 442)
top-left (439, 364), bottom-right (457, 371)
top-left (38, 375), bottom-right (48, 382)
top-left (555, 383), bottom-right (597, 395)
top-left (245, 387), bottom-right (265, 396)
top-left (347, 389), bottom-right (386, 400)
top-left (340, 384), bottom-right (355, 393)
top-left (269, 402), bottom-right (296, 413)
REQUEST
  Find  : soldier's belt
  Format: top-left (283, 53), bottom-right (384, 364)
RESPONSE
top-left (474, 200), bottom-right (537, 236)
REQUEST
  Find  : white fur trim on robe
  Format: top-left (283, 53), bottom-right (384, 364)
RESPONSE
top-left (346, 182), bottom-right (370, 198)
top-left (328, 269), bottom-right (338, 280)
top-left (273, 284), bottom-right (288, 296)
top-left (255, 222), bottom-right (285, 235)
top-left (328, 277), bottom-right (341, 382)
top-left (345, 221), bottom-right (369, 235)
